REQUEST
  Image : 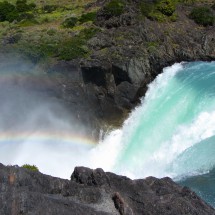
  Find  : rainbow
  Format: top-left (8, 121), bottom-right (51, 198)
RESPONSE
top-left (0, 130), bottom-right (97, 147)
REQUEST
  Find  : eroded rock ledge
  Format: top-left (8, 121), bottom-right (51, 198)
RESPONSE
top-left (0, 164), bottom-right (214, 215)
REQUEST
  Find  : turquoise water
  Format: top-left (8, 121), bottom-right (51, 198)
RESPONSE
top-left (1, 60), bottom-right (215, 206)
top-left (100, 61), bottom-right (215, 207)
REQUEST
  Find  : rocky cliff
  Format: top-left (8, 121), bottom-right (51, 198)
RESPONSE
top-left (0, 164), bottom-right (214, 215)
top-left (0, 0), bottom-right (215, 138)
top-left (41, 0), bottom-right (215, 137)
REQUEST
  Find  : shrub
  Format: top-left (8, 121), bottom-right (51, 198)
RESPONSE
top-left (212, 3), bottom-right (215, 10)
top-left (0, 0), bottom-right (37, 22)
top-left (47, 28), bottom-right (57, 36)
top-left (58, 28), bottom-right (100, 60)
top-left (6, 10), bottom-right (19, 22)
top-left (18, 12), bottom-right (35, 21)
top-left (156, 0), bottom-right (176, 16)
top-left (79, 27), bottom-right (100, 40)
top-left (104, 0), bottom-right (125, 16)
top-left (43, 5), bottom-right (58, 13)
top-left (0, 1), bottom-right (15, 21)
top-left (140, 0), bottom-right (177, 21)
top-left (62, 17), bottom-right (78, 28)
top-left (189, 7), bottom-right (214, 26)
top-left (29, 3), bottom-right (36, 9)
top-left (22, 164), bottom-right (39, 171)
top-left (16, 0), bottom-right (30, 12)
top-left (58, 37), bottom-right (87, 60)
top-left (79, 12), bottom-right (97, 24)
top-left (140, 1), bottom-right (155, 17)
top-left (148, 11), bottom-right (167, 22)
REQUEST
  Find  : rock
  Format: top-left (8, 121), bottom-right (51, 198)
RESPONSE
top-left (0, 164), bottom-right (214, 215)
top-left (1, 1), bottom-right (215, 138)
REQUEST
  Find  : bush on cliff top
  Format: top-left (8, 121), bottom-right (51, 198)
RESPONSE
top-left (22, 164), bottom-right (39, 171)
top-left (58, 27), bottom-right (100, 60)
top-left (189, 7), bottom-right (214, 26)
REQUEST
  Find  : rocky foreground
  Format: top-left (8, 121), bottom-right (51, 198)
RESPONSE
top-left (0, 164), bottom-right (214, 215)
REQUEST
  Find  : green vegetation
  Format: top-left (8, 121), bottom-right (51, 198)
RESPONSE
top-left (189, 7), bottom-right (214, 26)
top-left (140, 0), bottom-right (177, 22)
top-left (140, 1), bottom-right (154, 17)
top-left (79, 11), bottom-right (97, 24)
top-left (15, 27), bottom-right (100, 61)
top-left (0, 1), bottom-right (16, 22)
top-left (62, 12), bottom-right (97, 28)
top-left (22, 164), bottom-right (39, 171)
top-left (0, 0), bottom-right (213, 63)
top-left (0, 0), bottom-right (101, 61)
top-left (58, 27), bottom-right (100, 60)
top-left (0, 0), bottom-right (36, 22)
top-left (42, 4), bottom-right (58, 13)
top-left (62, 17), bottom-right (78, 28)
top-left (156, 0), bottom-right (176, 16)
top-left (104, 0), bottom-right (125, 16)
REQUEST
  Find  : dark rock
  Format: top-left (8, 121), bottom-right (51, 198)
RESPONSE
top-left (71, 167), bottom-right (110, 186)
top-left (0, 164), bottom-right (214, 215)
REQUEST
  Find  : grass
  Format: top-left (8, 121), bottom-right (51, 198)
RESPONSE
top-left (0, 0), bottom-right (100, 61)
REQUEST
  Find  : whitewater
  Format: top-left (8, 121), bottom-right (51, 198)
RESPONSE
top-left (1, 61), bottom-right (215, 206)
top-left (90, 62), bottom-right (215, 179)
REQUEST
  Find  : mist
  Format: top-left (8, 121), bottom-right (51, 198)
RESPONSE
top-left (0, 56), bottom-right (100, 179)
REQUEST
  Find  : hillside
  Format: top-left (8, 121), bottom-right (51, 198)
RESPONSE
top-left (0, 0), bottom-right (214, 138)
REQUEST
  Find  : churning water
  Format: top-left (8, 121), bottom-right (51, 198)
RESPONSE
top-left (1, 61), bottom-right (215, 207)
top-left (96, 61), bottom-right (215, 207)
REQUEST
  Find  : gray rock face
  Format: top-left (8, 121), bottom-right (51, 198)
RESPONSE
top-left (53, 1), bottom-right (215, 135)
top-left (0, 164), bottom-right (214, 215)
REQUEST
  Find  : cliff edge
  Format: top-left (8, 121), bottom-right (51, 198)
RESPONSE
top-left (0, 164), bottom-right (214, 215)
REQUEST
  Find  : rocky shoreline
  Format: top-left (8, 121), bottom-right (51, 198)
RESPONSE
top-left (0, 164), bottom-right (214, 215)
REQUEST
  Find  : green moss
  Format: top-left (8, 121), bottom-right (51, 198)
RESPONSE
top-left (104, 0), bottom-right (125, 16)
top-left (189, 7), bottom-right (214, 26)
top-left (22, 164), bottom-right (39, 171)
